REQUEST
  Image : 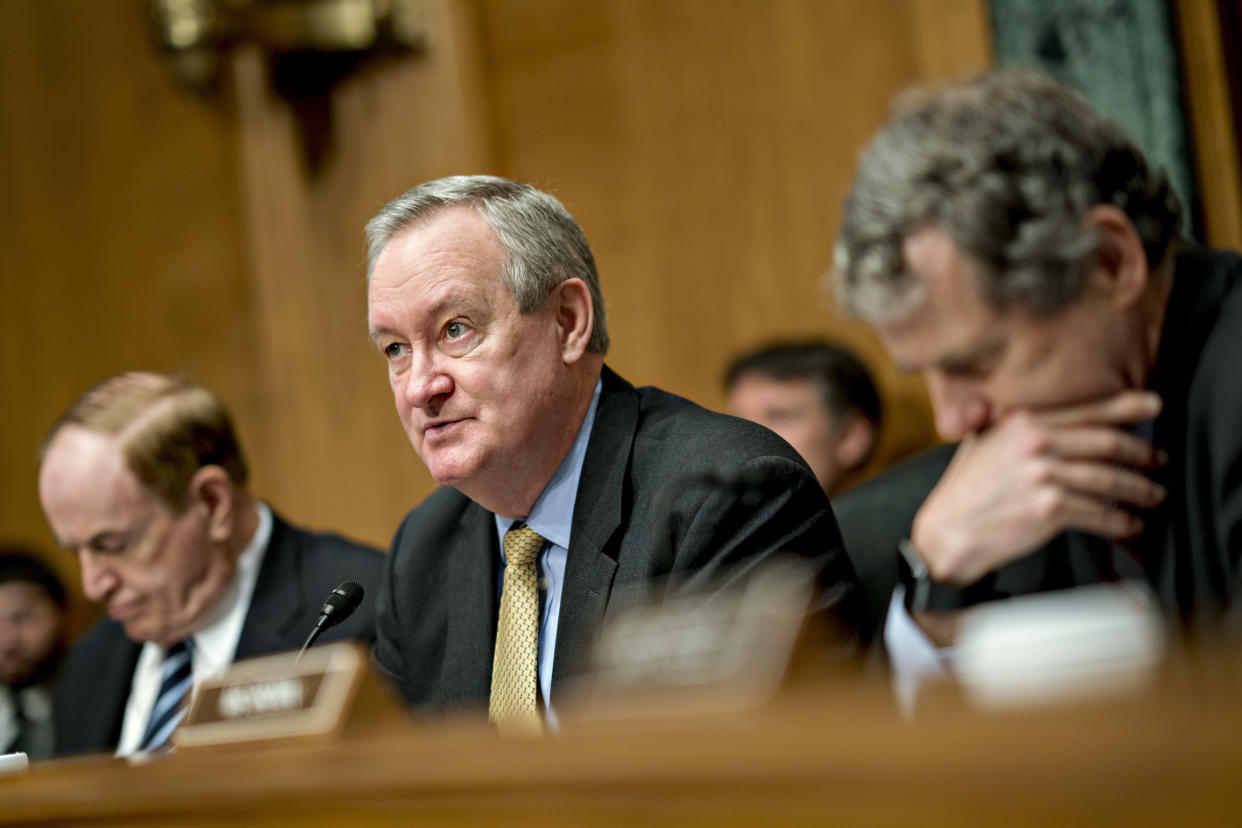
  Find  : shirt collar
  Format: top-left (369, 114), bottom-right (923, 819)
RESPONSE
top-left (495, 378), bottom-right (603, 551)
top-left (190, 501), bottom-right (272, 672)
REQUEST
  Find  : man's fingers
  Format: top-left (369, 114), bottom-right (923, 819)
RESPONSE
top-left (1037, 390), bottom-right (1162, 429)
top-left (1043, 459), bottom-right (1167, 508)
top-left (1031, 486), bottom-right (1146, 539)
top-left (1043, 426), bottom-right (1167, 468)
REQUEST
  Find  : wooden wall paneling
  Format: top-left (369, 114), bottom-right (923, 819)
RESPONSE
top-left (0, 0), bottom-right (998, 594)
top-left (0, 1), bottom-right (252, 630)
top-left (228, 0), bottom-right (498, 547)
top-left (904, 0), bottom-right (994, 80)
top-left (475, 0), bottom-right (993, 474)
top-left (1175, 0), bottom-right (1242, 250)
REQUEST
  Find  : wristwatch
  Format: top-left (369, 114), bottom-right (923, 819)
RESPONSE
top-left (898, 538), bottom-right (997, 614)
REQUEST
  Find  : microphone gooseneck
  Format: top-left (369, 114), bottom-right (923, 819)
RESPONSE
top-left (295, 581), bottom-right (366, 663)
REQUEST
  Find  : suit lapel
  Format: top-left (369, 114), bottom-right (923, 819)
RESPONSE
top-left (92, 626), bottom-right (143, 751)
top-left (442, 502), bottom-right (501, 704)
top-left (552, 366), bottom-right (633, 685)
top-left (235, 514), bottom-right (311, 659)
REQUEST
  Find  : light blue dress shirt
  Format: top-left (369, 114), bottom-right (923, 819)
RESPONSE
top-left (493, 379), bottom-right (602, 726)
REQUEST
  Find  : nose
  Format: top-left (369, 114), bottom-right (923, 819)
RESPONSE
top-left (78, 549), bottom-right (118, 603)
top-left (925, 373), bottom-right (990, 440)
top-left (399, 352), bottom-right (454, 411)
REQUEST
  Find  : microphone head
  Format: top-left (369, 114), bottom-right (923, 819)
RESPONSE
top-left (318, 580), bottom-right (365, 628)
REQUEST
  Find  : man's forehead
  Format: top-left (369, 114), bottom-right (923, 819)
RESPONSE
top-left (369, 212), bottom-right (508, 320)
top-left (42, 427), bottom-right (125, 482)
top-left (40, 428), bottom-right (159, 536)
top-left (732, 372), bottom-right (820, 400)
top-left (880, 309), bottom-right (1006, 375)
top-left (882, 226), bottom-right (1004, 369)
top-left (901, 224), bottom-right (971, 275)
top-left (372, 208), bottom-right (502, 281)
top-left (0, 581), bottom-right (55, 611)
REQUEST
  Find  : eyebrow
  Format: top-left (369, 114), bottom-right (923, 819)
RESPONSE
top-left (894, 332), bottom-right (1006, 375)
top-left (368, 297), bottom-right (479, 344)
top-left (368, 325), bottom-right (398, 344)
top-left (935, 334), bottom-right (1007, 374)
top-left (56, 529), bottom-right (123, 553)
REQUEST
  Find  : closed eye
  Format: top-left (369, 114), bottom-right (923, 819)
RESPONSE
top-left (87, 533), bottom-right (129, 555)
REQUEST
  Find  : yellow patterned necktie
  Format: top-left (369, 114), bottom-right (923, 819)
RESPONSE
top-left (488, 524), bottom-right (545, 734)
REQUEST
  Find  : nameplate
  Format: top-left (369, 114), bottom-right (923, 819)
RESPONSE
top-left (175, 642), bottom-right (366, 749)
top-left (565, 556), bottom-right (815, 722)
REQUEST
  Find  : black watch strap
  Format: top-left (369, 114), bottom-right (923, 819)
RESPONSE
top-left (898, 538), bottom-right (998, 614)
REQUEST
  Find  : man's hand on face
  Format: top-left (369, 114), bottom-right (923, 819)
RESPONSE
top-left (910, 390), bottom-right (1167, 588)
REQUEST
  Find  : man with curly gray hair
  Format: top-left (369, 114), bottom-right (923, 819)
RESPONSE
top-left (833, 68), bottom-right (1242, 670)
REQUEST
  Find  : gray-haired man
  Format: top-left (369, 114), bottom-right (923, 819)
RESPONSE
top-left (833, 68), bottom-right (1242, 670)
top-left (366, 176), bottom-right (860, 730)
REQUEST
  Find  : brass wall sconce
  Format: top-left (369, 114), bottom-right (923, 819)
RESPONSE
top-left (149, 0), bottom-right (428, 170)
top-left (149, 0), bottom-right (428, 95)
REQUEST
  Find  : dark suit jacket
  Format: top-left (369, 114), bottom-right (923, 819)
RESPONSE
top-left (53, 512), bottom-right (384, 757)
top-left (373, 366), bottom-right (860, 715)
top-left (834, 247), bottom-right (1242, 651)
top-left (833, 443), bottom-right (957, 646)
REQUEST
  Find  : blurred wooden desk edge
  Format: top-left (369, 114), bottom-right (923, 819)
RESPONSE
top-left (2, 670), bottom-right (1240, 827)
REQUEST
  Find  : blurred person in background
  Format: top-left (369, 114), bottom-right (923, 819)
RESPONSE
top-left (725, 341), bottom-right (882, 497)
top-left (0, 548), bottom-right (68, 759)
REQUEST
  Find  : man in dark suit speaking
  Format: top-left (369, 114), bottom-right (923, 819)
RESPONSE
top-left (365, 176), bottom-right (859, 732)
top-left (38, 372), bottom-right (383, 756)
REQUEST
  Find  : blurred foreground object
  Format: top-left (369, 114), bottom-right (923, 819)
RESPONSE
top-left (949, 583), bottom-right (1166, 713)
top-left (6, 648), bottom-right (1242, 824)
top-left (564, 557), bottom-right (820, 723)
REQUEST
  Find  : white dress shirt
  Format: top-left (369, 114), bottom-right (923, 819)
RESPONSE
top-left (885, 586), bottom-right (956, 717)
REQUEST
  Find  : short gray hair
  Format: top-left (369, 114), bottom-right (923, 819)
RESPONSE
top-left (365, 175), bottom-right (609, 353)
top-left (834, 67), bottom-right (1184, 322)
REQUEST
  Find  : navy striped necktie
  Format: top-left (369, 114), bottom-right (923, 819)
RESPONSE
top-left (139, 639), bottom-right (194, 751)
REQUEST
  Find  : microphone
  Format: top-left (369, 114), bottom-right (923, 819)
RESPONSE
top-left (296, 581), bottom-right (365, 662)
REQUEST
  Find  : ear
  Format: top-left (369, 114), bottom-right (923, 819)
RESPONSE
top-left (1084, 205), bottom-right (1149, 308)
top-left (550, 278), bottom-right (595, 364)
top-left (188, 466), bottom-right (236, 543)
top-left (832, 414), bottom-right (875, 472)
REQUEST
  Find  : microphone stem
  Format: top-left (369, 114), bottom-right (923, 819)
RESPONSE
top-left (294, 619), bottom-right (327, 664)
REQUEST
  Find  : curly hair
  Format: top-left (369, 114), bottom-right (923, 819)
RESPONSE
top-left (834, 66), bottom-right (1184, 322)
